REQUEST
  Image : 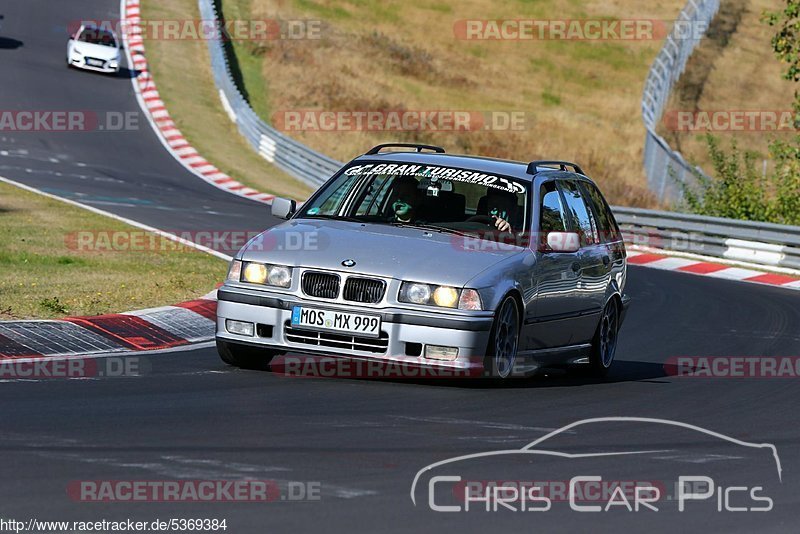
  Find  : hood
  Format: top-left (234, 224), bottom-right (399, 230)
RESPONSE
top-left (240, 219), bottom-right (527, 287)
top-left (73, 41), bottom-right (120, 60)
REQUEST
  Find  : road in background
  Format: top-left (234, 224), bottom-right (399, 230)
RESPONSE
top-left (0, 1), bottom-right (798, 531)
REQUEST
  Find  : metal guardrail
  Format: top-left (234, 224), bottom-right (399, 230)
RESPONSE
top-left (641, 0), bottom-right (720, 202)
top-left (198, 0), bottom-right (342, 188)
top-left (613, 206), bottom-right (800, 270)
top-left (198, 0), bottom-right (800, 271)
top-left (201, 0), bottom-right (719, 201)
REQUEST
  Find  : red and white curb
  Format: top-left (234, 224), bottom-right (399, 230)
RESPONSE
top-left (121, 0), bottom-right (275, 204)
top-left (0, 292), bottom-right (218, 361)
top-left (627, 248), bottom-right (800, 290)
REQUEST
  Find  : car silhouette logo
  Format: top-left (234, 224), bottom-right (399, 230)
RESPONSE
top-left (342, 259), bottom-right (356, 267)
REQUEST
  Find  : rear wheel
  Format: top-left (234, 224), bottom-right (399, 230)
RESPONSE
top-left (484, 296), bottom-right (520, 379)
top-left (216, 339), bottom-right (276, 370)
top-left (589, 298), bottom-right (619, 376)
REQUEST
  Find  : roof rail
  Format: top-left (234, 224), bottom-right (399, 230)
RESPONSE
top-left (365, 143), bottom-right (446, 155)
top-left (526, 160), bottom-right (584, 176)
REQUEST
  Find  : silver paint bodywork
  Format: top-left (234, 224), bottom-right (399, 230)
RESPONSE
top-left (216, 152), bottom-right (628, 373)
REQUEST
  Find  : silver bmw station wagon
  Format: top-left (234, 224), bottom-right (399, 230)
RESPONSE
top-left (216, 143), bottom-right (629, 379)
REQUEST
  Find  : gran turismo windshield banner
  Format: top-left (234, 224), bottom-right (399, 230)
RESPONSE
top-left (344, 162), bottom-right (527, 194)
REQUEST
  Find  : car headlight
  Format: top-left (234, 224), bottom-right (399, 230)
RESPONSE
top-left (242, 262), bottom-right (267, 284)
top-left (399, 282), bottom-right (482, 310)
top-left (433, 286), bottom-right (459, 308)
top-left (400, 282), bottom-right (431, 305)
top-left (240, 261), bottom-right (292, 288)
top-left (267, 265), bottom-right (292, 287)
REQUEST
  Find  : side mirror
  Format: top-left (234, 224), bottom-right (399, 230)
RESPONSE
top-left (271, 197), bottom-right (296, 220)
top-left (544, 231), bottom-right (580, 253)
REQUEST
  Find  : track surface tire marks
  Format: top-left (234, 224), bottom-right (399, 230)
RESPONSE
top-left (0, 0), bottom-right (799, 532)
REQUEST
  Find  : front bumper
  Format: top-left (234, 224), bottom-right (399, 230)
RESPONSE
top-left (70, 56), bottom-right (119, 73)
top-left (215, 287), bottom-right (494, 371)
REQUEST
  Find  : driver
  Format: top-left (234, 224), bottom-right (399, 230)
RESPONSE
top-left (388, 176), bottom-right (423, 223)
top-left (484, 188), bottom-right (516, 232)
top-left (389, 176), bottom-right (512, 231)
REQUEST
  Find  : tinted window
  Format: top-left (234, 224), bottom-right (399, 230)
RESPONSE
top-left (581, 182), bottom-right (621, 243)
top-left (301, 172), bottom-right (359, 216)
top-left (354, 174), bottom-right (392, 216)
top-left (78, 28), bottom-right (117, 47)
top-left (296, 162), bottom-right (530, 236)
top-left (559, 180), bottom-right (599, 247)
top-left (539, 182), bottom-right (568, 234)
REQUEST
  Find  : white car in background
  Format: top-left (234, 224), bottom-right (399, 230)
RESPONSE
top-left (67, 24), bottom-right (121, 74)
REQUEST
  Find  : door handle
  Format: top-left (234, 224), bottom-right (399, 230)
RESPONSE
top-left (602, 255), bottom-right (610, 267)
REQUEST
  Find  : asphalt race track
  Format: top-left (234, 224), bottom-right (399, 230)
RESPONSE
top-left (0, 0), bottom-right (279, 256)
top-left (1, 1), bottom-right (799, 532)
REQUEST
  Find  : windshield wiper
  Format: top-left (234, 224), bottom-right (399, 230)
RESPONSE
top-left (299, 214), bottom-right (364, 223)
top-left (390, 221), bottom-right (472, 237)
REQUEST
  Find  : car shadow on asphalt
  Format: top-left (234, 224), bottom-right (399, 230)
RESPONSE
top-left (117, 66), bottom-right (140, 79)
top-left (0, 37), bottom-right (23, 49)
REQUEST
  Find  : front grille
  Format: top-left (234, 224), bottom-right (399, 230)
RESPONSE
top-left (343, 277), bottom-right (385, 304)
top-left (302, 271), bottom-right (340, 299)
top-left (284, 322), bottom-right (389, 354)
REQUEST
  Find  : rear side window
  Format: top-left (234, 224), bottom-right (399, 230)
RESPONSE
top-left (581, 182), bottom-right (622, 243)
top-left (559, 180), bottom-right (599, 247)
top-left (539, 182), bottom-right (568, 234)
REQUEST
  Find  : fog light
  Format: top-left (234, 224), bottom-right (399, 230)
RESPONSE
top-left (226, 319), bottom-right (254, 337)
top-left (424, 345), bottom-right (459, 361)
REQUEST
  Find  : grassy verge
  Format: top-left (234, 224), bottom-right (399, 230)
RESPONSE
top-left (658, 0), bottom-right (793, 174)
top-left (213, 0), bottom-right (693, 207)
top-left (0, 182), bottom-right (227, 320)
top-left (141, 0), bottom-right (315, 201)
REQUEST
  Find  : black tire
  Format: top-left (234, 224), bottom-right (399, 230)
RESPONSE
top-left (483, 296), bottom-right (521, 379)
top-left (216, 339), bottom-right (276, 370)
top-left (589, 298), bottom-right (620, 376)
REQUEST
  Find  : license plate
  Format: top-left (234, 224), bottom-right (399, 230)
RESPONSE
top-left (86, 59), bottom-right (104, 67)
top-left (291, 306), bottom-right (381, 338)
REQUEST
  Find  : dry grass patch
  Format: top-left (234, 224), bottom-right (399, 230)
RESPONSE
top-left (223, 0), bottom-right (692, 206)
top-left (659, 0), bottom-right (794, 175)
top-left (141, 0), bottom-right (314, 200)
top-left (0, 182), bottom-right (226, 319)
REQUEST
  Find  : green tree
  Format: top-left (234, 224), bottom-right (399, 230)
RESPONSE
top-left (679, 1), bottom-right (800, 225)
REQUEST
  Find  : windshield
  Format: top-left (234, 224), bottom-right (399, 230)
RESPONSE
top-left (296, 161), bottom-right (530, 239)
top-left (78, 28), bottom-right (117, 47)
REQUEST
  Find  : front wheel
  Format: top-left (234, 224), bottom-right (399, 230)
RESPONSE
top-left (216, 339), bottom-right (276, 370)
top-left (589, 298), bottom-right (620, 376)
top-left (484, 296), bottom-right (520, 379)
